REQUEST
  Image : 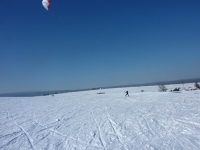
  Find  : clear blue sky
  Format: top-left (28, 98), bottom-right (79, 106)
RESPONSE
top-left (1, 0), bottom-right (200, 93)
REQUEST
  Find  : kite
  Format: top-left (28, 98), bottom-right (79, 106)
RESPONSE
top-left (42, 0), bottom-right (51, 10)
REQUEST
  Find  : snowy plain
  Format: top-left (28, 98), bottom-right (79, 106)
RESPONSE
top-left (0, 83), bottom-right (200, 150)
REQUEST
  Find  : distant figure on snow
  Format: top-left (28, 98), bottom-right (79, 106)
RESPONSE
top-left (125, 91), bottom-right (129, 96)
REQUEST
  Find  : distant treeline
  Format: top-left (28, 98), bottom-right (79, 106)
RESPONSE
top-left (104, 78), bottom-right (200, 89)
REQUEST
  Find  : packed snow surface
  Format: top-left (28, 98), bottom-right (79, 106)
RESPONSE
top-left (1, 84), bottom-right (200, 150)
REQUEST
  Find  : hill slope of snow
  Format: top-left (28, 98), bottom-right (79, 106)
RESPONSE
top-left (1, 84), bottom-right (200, 149)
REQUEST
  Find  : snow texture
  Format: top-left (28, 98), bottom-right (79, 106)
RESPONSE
top-left (0, 84), bottom-right (200, 150)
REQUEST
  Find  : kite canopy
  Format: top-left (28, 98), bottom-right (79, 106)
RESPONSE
top-left (42, 0), bottom-right (51, 10)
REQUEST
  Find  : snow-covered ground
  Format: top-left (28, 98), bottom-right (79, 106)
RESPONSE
top-left (1, 83), bottom-right (200, 150)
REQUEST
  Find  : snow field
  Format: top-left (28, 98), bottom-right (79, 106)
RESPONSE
top-left (0, 84), bottom-right (200, 149)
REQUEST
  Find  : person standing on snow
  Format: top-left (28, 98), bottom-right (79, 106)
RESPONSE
top-left (125, 91), bottom-right (129, 96)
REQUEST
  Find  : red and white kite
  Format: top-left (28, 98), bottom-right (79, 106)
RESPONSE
top-left (42, 0), bottom-right (51, 10)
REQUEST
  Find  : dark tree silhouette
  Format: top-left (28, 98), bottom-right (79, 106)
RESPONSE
top-left (194, 82), bottom-right (200, 89)
top-left (158, 85), bottom-right (167, 92)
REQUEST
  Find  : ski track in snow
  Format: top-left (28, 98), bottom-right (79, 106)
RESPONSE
top-left (14, 122), bottom-right (36, 150)
top-left (90, 108), bottom-right (107, 150)
top-left (0, 84), bottom-right (200, 150)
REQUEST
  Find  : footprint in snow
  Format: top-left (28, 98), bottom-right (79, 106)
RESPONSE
top-left (90, 131), bottom-right (97, 138)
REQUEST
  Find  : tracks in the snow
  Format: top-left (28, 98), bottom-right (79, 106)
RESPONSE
top-left (1, 92), bottom-right (200, 149)
top-left (14, 122), bottom-right (36, 150)
top-left (90, 108), bottom-right (107, 150)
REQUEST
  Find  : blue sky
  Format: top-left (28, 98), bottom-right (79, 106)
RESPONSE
top-left (1, 0), bottom-right (200, 93)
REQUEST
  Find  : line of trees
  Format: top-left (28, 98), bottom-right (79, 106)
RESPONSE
top-left (158, 82), bottom-right (200, 92)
